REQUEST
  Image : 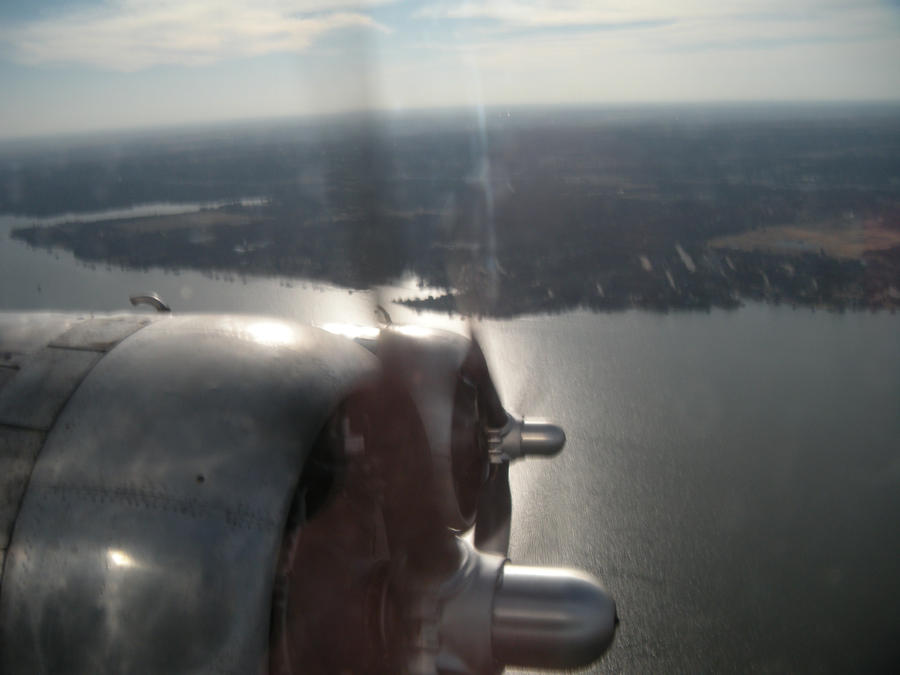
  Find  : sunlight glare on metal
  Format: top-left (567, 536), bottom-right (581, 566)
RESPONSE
top-left (245, 321), bottom-right (295, 347)
top-left (394, 324), bottom-right (434, 338)
top-left (321, 323), bottom-right (381, 340)
top-left (107, 549), bottom-right (136, 568)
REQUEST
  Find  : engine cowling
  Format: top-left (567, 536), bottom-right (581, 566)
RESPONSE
top-left (0, 312), bottom-right (616, 675)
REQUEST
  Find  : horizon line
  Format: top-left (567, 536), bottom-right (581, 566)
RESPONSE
top-left (3, 98), bottom-right (900, 144)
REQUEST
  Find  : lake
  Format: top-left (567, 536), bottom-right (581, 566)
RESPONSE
top-left (3, 211), bottom-right (899, 673)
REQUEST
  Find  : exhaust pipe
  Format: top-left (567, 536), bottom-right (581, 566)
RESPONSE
top-left (417, 541), bottom-right (616, 674)
top-left (492, 565), bottom-right (617, 669)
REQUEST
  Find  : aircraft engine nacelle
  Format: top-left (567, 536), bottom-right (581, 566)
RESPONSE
top-left (0, 311), bottom-right (616, 674)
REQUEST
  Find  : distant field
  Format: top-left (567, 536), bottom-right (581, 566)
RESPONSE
top-left (709, 219), bottom-right (900, 259)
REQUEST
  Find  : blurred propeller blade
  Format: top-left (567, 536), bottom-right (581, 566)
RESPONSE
top-left (464, 327), bottom-right (507, 427)
top-left (514, 379), bottom-right (548, 420)
top-left (473, 462), bottom-right (512, 556)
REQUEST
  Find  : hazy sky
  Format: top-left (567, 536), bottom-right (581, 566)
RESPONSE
top-left (1, 0), bottom-right (899, 138)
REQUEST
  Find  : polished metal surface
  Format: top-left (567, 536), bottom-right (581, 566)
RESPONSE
top-left (411, 539), bottom-right (616, 674)
top-left (0, 314), bottom-right (378, 675)
top-left (487, 413), bottom-right (566, 463)
top-left (0, 313), bottom-right (87, 358)
top-left (0, 347), bottom-right (102, 430)
top-left (491, 565), bottom-right (617, 670)
top-left (519, 420), bottom-right (566, 458)
top-left (0, 428), bottom-right (44, 551)
top-left (0, 313), bottom-right (156, 431)
top-left (129, 293), bottom-right (171, 313)
top-left (48, 315), bottom-right (152, 351)
top-left (0, 313), bottom-right (155, 605)
top-left (433, 541), bottom-right (505, 675)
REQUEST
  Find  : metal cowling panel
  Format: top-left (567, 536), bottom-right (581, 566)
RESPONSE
top-left (0, 312), bottom-right (157, 602)
top-left (0, 313), bottom-right (89, 359)
top-left (0, 348), bottom-right (102, 430)
top-left (0, 315), bottom-right (378, 675)
top-left (0, 429), bottom-right (44, 551)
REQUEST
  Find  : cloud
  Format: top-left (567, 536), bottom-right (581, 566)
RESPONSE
top-left (417, 0), bottom-right (673, 27)
top-left (0, 0), bottom-right (392, 71)
top-left (392, 1), bottom-right (900, 107)
top-left (417, 0), bottom-right (899, 46)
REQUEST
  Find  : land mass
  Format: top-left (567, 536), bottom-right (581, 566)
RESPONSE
top-left (6, 105), bottom-right (900, 315)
